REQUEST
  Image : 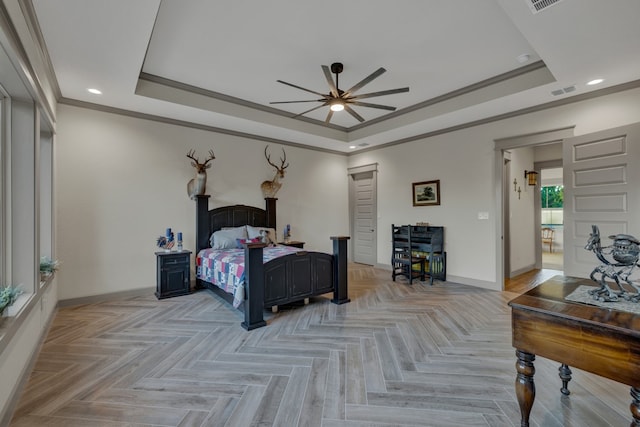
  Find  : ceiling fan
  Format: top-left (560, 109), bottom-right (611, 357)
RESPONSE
top-left (270, 62), bottom-right (409, 124)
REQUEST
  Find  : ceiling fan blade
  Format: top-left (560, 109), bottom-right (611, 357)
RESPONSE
top-left (270, 99), bottom-right (325, 104)
top-left (349, 87), bottom-right (410, 100)
top-left (291, 103), bottom-right (328, 118)
top-left (349, 101), bottom-right (397, 111)
top-left (343, 67), bottom-right (386, 96)
top-left (276, 80), bottom-right (327, 97)
top-left (321, 65), bottom-right (339, 98)
top-left (325, 110), bottom-right (334, 123)
top-left (344, 105), bottom-right (365, 123)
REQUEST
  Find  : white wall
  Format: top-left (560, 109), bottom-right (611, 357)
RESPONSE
top-left (55, 87), bottom-right (640, 297)
top-left (350, 125), bottom-right (497, 287)
top-left (508, 147), bottom-right (536, 275)
top-left (55, 105), bottom-right (349, 300)
top-left (534, 142), bottom-right (562, 163)
top-left (349, 86), bottom-right (640, 290)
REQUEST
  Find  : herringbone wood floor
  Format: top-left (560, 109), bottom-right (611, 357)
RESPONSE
top-left (9, 265), bottom-right (631, 426)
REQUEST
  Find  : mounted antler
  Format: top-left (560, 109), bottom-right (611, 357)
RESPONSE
top-left (186, 149), bottom-right (215, 199)
top-left (261, 145), bottom-right (289, 198)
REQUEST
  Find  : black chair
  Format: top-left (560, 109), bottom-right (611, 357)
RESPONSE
top-left (411, 225), bottom-right (445, 285)
top-left (542, 227), bottom-right (554, 252)
top-left (391, 224), bottom-right (425, 284)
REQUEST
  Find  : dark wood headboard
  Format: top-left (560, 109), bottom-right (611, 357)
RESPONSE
top-left (195, 196), bottom-right (277, 252)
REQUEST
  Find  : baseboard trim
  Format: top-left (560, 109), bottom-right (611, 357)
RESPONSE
top-left (510, 264), bottom-right (536, 278)
top-left (375, 263), bottom-right (391, 271)
top-left (374, 263), bottom-right (500, 291)
top-left (58, 287), bottom-right (155, 308)
top-left (445, 275), bottom-right (500, 291)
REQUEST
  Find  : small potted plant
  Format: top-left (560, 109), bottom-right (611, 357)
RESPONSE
top-left (0, 284), bottom-right (23, 316)
top-left (39, 256), bottom-right (60, 281)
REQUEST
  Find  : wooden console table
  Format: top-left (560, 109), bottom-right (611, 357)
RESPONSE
top-left (508, 276), bottom-right (640, 426)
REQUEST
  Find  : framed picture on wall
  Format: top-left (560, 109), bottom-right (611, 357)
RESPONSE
top-left (412, 180), bottom-right (440, 206)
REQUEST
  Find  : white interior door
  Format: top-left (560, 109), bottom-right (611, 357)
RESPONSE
top-left (563, 123), bottom-right (640, 277)
top-left (351, 170), bottom-right (377, 265)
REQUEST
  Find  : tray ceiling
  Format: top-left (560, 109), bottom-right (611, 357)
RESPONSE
top-left (32, 0), bottom-right (640, 153)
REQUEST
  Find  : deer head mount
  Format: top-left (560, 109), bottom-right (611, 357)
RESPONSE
top-left (186, 149), bottom-right (215, 199)
top-left (260, 145), bottom-right (289, 198)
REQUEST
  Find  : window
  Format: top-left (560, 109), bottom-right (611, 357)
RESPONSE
top-left (0, 44), bottom-right (50, 318)
top-left (541, 185), bottom-right (563, 225)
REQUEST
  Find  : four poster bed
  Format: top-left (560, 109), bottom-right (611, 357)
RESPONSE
top-left (194, 195), bottom-right (349, 330)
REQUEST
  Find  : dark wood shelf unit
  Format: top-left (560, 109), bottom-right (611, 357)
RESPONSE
top-left (391, 224), bottom-right (445, 285)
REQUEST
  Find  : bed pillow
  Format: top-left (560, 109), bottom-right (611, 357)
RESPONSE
top-left (221, 225), bottom-right (248, 237)
top-left (210, 227), bottom-right (248, 249)
top-left (246, 225), bottom-right (277, 244)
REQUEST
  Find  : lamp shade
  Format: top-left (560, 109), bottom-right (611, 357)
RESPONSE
top-left (524, 170), bottom-right (538, 186)
top-left (330, 101), bottom-right (344, 112)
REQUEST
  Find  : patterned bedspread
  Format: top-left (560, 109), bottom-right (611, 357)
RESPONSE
top-left (196, 245), bottom-right (300, 308)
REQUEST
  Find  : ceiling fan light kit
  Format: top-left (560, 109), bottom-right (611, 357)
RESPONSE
top-left (271, 62), bottom-right (409, 124)
top-left (330, 100), bottom-right (345, 112)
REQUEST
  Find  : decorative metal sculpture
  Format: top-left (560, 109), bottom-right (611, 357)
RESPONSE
top-left (584, 224), bottom-right (640, 302)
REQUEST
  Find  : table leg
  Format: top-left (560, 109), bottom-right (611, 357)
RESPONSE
top-left (515, 350), bottom-right (536, 427)
top-left (631, 387), bottom-right (640, 427)
top-left (559, 363), bottom-right (572, 396)
top-left (516, 350), bottom-right (536, 427)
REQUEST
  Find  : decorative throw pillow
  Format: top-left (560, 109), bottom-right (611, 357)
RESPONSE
top-left (247, 225), bottom-right (277, 244)
top-left (236, 237), bottom-right (262, 248)
top-left (210, 227), bottom-right (248, 249)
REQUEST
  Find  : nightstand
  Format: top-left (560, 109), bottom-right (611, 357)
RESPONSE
top-left (279, 241), bottom-right (305, 249)
top-left (155, 250), bottom-right (191, 299)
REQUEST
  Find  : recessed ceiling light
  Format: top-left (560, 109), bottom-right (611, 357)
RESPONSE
top-left (87, 88), bottom-right (102, 95)
top-left (516, 54), bottom-right (530, 64)
top-left (587, 79), bottom-right (604, 86)
top-left (349, 145), bottom-right (356, 149)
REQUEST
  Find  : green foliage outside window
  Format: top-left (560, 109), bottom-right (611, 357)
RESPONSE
top-left (541, 186), bottom-right (563, 208)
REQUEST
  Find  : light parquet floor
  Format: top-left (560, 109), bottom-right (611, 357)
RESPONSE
top-left (9, 265), bottom-right (631, 426)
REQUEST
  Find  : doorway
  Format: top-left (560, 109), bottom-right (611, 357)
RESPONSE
top-left (539, 167), bottom-right (563, 270)
top-left (495, 127), bottom-right (575, 290)
top-left (348, 164), bottom-right (378, 265)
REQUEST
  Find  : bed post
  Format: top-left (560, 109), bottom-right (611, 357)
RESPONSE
top-left (195, 195), bottom-right (211, 253)
top-left (242, 242), bottom-right (267, 330)
top-left (330, 236), bottom-right (350, 304)
top-left (265, 197), bottom-right (277, 229)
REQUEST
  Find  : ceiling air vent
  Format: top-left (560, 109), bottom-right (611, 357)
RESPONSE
top-left (551, 85), bottom-right (576, 96)
top-left (527, 0), bottom-right (564, 14)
